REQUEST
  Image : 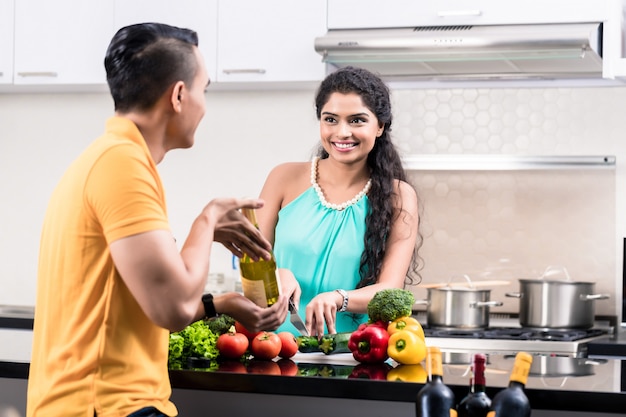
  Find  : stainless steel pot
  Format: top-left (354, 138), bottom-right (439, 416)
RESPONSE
top-left (420, 286), bottom-right (503, 329)
top-left (506, 267), bottom-right (610, 329)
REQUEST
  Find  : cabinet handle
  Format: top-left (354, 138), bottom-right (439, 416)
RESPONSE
top-left (17, 71), bottom-right (58, 77)
top-left (437, 10), bottom-right (482, 17)
top-left (222, 69), bottom-right (266, 75)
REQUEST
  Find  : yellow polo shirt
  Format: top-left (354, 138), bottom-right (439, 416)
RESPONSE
top-left (27, 117), bottom-right (177, 417)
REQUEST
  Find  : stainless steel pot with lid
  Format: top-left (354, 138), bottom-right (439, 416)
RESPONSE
top-left (416, 275), bottom-right (504, 329)
top-left (506, 266), bottom-right (610, 329)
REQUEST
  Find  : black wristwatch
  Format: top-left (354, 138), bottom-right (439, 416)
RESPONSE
top-left (202, 293), bottom-right (218, 319)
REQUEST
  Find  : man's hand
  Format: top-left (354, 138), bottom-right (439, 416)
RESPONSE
top-left (206, 198), bottom-right (272, 261)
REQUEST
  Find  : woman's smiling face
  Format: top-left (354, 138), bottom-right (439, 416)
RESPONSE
top-left (319, 92), bottom-right (384, 162)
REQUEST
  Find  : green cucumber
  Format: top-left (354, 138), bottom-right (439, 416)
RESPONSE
top-left (318, 332), bottom-right (352, 355)
top-left (296, 336), bottom-right (320, 353)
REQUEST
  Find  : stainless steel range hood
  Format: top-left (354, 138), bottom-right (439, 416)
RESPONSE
top-left (314, 23), bottom-right (603, 81)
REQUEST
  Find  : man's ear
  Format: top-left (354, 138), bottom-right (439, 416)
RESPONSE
top-left (171, 81), bottom-right (185, 112)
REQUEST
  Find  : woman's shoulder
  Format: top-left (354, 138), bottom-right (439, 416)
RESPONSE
top-left (267, 161), bottom-right (311, 181)
top-left (393, 179), bottom-right (418, 207)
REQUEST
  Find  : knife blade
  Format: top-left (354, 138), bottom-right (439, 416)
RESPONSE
top-left (288, 299), bottom-right (309, 336)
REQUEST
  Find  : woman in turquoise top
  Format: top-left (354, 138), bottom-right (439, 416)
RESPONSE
top-left (258, 66), bottom-right (422, 336)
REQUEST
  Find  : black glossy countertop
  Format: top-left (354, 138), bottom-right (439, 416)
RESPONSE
top-left (168, 351), bottom-right (626, 413)
top-left (3, 351), bottom-right (626, 413)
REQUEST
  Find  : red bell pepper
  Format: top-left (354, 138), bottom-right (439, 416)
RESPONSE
top-left (348, 323), bottom-right (390, 363)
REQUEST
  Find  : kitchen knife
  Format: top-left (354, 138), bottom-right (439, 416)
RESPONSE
top-left (288, 299), bottom-right (309, 336)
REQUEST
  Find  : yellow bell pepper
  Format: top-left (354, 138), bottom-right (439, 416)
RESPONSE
top-left (387, 329), bottom-right (427, 365)
top-left (387, 316), bottom-right (425, 341)
top-left (387, 364), bottom-right (428, 383)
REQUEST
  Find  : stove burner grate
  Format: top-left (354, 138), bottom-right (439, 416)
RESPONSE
top-left (424, 327), bottom-right (607, 342)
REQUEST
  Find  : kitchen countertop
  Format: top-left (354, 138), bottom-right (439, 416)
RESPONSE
top-left (4, 351), bottom-right (625, 413)
top-left (2, 310), bottom-right (625, 413)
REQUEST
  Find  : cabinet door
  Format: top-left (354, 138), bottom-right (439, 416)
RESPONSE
top-left (216, 0), bottom-right (326, 83)
top-left (0, 0), bottom-right (13, 85)
top-left (13, 0), bottom-right (114, 85)
top-left (114, 0), bottom-right (218, 82)
top-left (328, 0), bottom-right (611, 29)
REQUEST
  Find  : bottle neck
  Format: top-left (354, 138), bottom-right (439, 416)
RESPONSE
top-left (508, 380), bottom-right (526, 389)
top-left (426, 349), bottom-right (444, 383)
top-left (471, 355), bottom-right (487, 393)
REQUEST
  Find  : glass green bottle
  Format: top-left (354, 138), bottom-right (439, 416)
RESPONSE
top-left (486, 352), bottom-right (533, 417)
top-left (416, 346), bottom-right (457, 417)
top-left (457, 353), bottom-right (491, 417)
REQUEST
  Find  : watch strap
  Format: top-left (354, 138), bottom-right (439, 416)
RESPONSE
top-left (336, 289), bottom-right (349, 312)
top-left (202, 293), bottom-right (218, 318)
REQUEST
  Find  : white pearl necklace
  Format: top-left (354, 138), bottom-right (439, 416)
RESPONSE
top-left (310, 157), bottom-right (372, 211)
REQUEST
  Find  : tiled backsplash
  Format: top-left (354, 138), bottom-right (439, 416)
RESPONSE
top-left (391, 88), bottom-right (622, 317)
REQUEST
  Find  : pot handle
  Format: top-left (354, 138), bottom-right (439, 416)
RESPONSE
top-left (580, 293), bottom-right (611, 301)
top-left (470, 300), bottom-right (504, 308)
top-left (541, 265), bottom-right (572, 281)
top-left (505, 292), bottom-right (523, 298)
top-left (448, 273), bottom-right (475, 288)
top-left (414, 299), bottom-right (430, 306)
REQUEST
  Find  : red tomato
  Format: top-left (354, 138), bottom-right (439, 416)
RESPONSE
top-left (234, 321), bottom-right (261, 341)
top-left (216, 332), bottom-right (249, 359)
top-left (247, 359), bottom-right (281, 375)
top-left (277, 332), bottom-right (298, 359)
top-left (276, 358), bottom-right (299, 376)
top-left (250, 331), bottom-right (282, 360)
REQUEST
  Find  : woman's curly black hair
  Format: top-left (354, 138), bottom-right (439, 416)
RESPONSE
top-left (314, 66), bottom-right (423, 288)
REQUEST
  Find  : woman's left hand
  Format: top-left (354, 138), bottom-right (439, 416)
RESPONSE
top-left (305, 291), bottom-right (344, 336)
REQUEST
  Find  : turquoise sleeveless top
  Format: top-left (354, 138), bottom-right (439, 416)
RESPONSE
top-left (274, 185), bottom-right (369, 335)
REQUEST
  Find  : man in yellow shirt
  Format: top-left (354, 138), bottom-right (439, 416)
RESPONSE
top-left (26, 23), bottom-right (289, 417)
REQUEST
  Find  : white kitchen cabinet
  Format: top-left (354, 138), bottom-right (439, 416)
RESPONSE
top-left (13, 0), bottom-right (115, 86)
top-left (327, 0), bottom-right (612, 29)
top-left (216, 0), bottom-right (326, 84)
top-left (0, 0), bottom-right (14, 85)
top-left (114, 0), bottom-right (218, 82)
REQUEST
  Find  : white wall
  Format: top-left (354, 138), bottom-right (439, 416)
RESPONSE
top-left (0, 89), bottom-right (317, 306)
top-left (1, 86), bottom-right (625, 319)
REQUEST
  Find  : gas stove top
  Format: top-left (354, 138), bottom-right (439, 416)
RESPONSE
top-left (424, 327), bottom-right (609, 356)
top-left (414, 313), bottom-right (616, 357)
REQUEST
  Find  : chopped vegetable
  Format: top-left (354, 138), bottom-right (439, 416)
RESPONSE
top-left (296, 336), bottom-right (320, 353)
top-left (347, 323), bottom-right (390, 363)
top-left (206, 314), bottom-right (236, 336)
top-left (318, 332), bottom-right (352, 355)
top-left (367, 288), bottom-right (415, 324)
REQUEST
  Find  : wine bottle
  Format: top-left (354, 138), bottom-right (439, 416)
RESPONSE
top-left (416, 346), bottom-right (457, 417)
top-left (239, 208), bottom-right (281, 307)
top-left (457, 353), bottom-right (491, 417)
top-left (486, 352), bottom-right (533, 417)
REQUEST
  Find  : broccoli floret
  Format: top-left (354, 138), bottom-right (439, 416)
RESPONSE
top-left (206, 314), bottom-right (236, 335)
top-left (367, 288), bottom-right (415, 323)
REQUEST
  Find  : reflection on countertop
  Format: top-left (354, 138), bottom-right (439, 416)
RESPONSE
top-left (168, 351), bottom-right (626, 413)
